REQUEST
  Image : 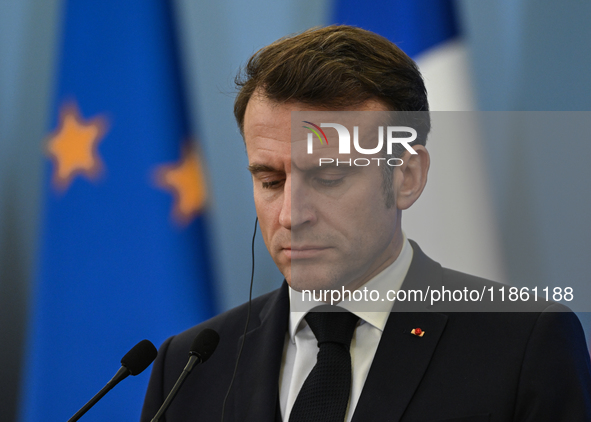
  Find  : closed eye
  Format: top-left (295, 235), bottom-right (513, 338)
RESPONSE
top-left (315, 177), bottom-right (344, 187)
top-left (262, 180), bottom-right (284, 189)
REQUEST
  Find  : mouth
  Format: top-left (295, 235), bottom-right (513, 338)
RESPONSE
top-left (282, 246), bottom-right (330, 260)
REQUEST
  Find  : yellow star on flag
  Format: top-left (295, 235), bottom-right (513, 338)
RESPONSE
top-left (46, 102), bottom-right (107, 191)
top-left (155, 144), bottom-right (208, 225)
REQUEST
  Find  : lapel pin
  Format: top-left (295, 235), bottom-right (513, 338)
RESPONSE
top-left (411, 328), bottom-right (425, 337)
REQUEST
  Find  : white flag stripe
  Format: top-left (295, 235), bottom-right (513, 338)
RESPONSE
top-left (402, 40), bottom-right (507, 284)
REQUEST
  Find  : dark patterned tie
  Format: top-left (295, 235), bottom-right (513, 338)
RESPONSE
top-left (289, 306), bottom-right (359, 422)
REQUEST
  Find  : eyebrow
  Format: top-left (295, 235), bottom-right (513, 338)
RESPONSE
top-left (292, 161), bottom-right (356, 173)
top-left (247, 164), bottom-right (281, 175)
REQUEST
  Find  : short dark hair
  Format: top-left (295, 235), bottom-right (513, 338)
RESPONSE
top-left (234, 25), bottom-right (430, 141)
top-left (234, 25), bottom-right (431, 207)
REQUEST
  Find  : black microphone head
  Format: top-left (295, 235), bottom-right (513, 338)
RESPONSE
top-left (189, 329), bottom-right (220, 363)
top-left (121, 339), bottom-right (158, 375)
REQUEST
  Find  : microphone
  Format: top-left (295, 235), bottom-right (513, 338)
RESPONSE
top-left (67, 339), bottom-right (158, 422)
top-left (150, 329), bottom-right (220, 422)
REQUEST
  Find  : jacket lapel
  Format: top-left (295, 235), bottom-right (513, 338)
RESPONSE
top-left (352, 241), bottom-right (448, 422)
top-left (232, 282), bottom-right (289, 422)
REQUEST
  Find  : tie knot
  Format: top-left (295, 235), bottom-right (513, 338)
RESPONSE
top-left (305, 306), bottom-right (359, 347)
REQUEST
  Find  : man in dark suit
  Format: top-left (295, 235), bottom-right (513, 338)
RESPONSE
top-left (141, 26), bottom-right (591, 421)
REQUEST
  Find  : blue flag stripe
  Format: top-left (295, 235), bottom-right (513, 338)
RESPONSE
top-left (331, 0), bottom-right (459, 58)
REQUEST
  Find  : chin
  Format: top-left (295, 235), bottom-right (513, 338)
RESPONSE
top-left (289, 268), bottom-right (346, 292)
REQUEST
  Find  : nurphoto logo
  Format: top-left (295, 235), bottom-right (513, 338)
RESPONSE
top-left (303, 121), bottom-right (417, 167)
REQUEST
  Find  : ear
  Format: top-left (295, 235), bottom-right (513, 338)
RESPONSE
top-left (394, 145), bottom-right (430, 210)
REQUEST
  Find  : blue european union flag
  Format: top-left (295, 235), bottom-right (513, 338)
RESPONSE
top-left (19, 1), bottom-right (216, 420)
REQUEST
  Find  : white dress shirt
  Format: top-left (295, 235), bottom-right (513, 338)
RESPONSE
top-left (279, 236), bottom-right (413, 422)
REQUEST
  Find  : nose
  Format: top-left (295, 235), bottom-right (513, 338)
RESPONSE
top-left (279, 173), bottom-right (315, 230)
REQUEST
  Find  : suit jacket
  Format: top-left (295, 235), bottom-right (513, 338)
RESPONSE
top-left (140, 241), bottom-right (591, 422)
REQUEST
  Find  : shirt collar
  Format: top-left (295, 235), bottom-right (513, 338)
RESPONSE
top-left (288, 235), bottom-right (414, 343)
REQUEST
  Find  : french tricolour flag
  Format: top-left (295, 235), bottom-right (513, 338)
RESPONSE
top-left (331, 0), bottom-right (506, 282)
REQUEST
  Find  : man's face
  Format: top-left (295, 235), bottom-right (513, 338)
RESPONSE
top-left (243, 94), bottom-right (406, 292)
